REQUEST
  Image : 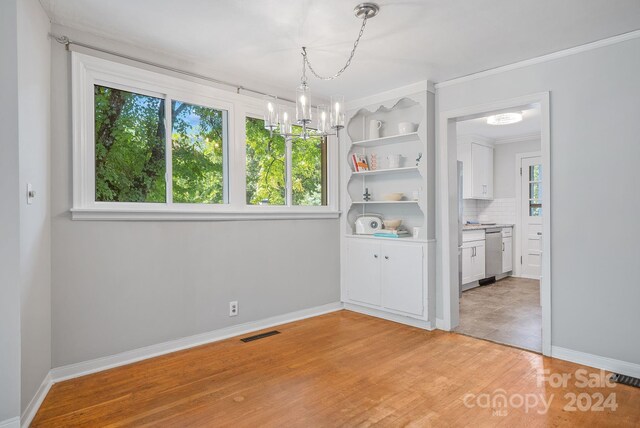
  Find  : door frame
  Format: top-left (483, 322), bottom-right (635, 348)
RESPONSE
top-left (514, 151), bottom-right (542, 279)
top-left (437, 92), bottom-right (551, 356)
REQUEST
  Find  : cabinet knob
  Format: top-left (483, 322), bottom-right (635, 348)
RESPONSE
top-left (384, 256), bottom-right (389, 260)
top-left (374, 254), bottom-right (378, 258)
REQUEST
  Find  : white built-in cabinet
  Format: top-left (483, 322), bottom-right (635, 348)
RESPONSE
top-left (502, 228), bottom-right (513, 273)
top-left (461, 230), bottom-right (486, 284)
top-left (458, 136), bottom-right (494, 200)
top-left (346, 239), bottom-right (423, 316)
top-left (340, 83), bottom-right (436, 328)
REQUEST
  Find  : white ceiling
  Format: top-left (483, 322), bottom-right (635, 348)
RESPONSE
top-left (457, 107), bottom-right (541, 141)
top-left (40, 0), bottom-right (640, 99)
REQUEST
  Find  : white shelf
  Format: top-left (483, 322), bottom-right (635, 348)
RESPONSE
top-left (351, 166), bottom-right (419, 176)
top-left (345, 234), bottom-right (426, 243)
top-left (351, 132), bottom-right (419, 148)
top-left (351, 200), bottom-right (419, 205)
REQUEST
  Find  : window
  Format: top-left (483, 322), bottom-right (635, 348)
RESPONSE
top-left (529, 164), bottom-right (542, 216)
top-left (72, 52), bottom-right (337, 220)
top-left (245, 118), bottom-right (327, 206)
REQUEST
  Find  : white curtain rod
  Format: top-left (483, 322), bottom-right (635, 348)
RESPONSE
top-left (50, 34), bottom-right (297, 104)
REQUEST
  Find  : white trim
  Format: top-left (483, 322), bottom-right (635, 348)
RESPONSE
top-left (20, 373), bottom-right (53, 428)
top-left (493, 132), bottom-right (541, 145)
top-left (344, 303), bottom-right (434, 330)
top-left (435, 317), bottom-right (447, 330)
top-left (552, 346), bottom-right (640, 379)
top-left (50, 302), bottom-right (343, 382)
top-left (437, 92), bottom-right (551, 356)
top-left (0, 418), bottom-right (19, 428)
top-left (514, 151), bottom-right (542, 278)
top-left (70, 207), bottom-right (340, 221)
top-left (435, 29), bottom-right (640, 89)
top-left (345, 80), bottom-right (433, 110)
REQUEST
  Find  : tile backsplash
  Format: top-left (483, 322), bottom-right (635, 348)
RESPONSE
top-left (463, 198), bottom-right (516, 224)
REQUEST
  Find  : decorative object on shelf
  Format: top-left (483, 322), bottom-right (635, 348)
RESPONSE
top-left (411, 190), bottom-right (420, 201)
top-left (387, 154), bottom-right (402, 169)
top-left (373, 227), bottom-right (410, 238)
top-left (263, 3), bottom-right (379, 140)
top-left (382, 192), bottom-right (404, 201)
top-left (355, 214), bottom-right (383, 235)
top-left (412, 226), bottom-right (422, 240)
top-left (383, 218), bottom-right (402, 230)
top-left (415, 152), bottom-right (422, 166)
top-left (369, 153), bottom-right (378, 170)
top-left (363, 187), bottom-right (372, 202)
top-left (398, 122), bottom-right (417, 134)
top-left (369, 119), bottom-right (383, 139)
top-left (352, 153), bottom-right (369, 172)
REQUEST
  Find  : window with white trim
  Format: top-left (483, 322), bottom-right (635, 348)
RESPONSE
top-left (71, 52), bottom-right (338, 220)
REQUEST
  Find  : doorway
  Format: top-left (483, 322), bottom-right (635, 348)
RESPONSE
top-left (517, 154), bottom-right (543, 279)
top-left (438, 93), bottom-right (551, 355)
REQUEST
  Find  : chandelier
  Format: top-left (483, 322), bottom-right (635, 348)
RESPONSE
top-left (263, 3), bottom-right (380, 140)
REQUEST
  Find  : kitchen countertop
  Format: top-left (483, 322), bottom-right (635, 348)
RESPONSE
top-left (463, 224), bottom-right (514, 230)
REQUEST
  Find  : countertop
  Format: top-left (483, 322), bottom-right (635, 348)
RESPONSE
top-left (463, 224), bottom-right (514, 231)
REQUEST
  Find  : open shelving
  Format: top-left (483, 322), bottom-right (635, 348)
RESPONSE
top-left (350, 132), bottom-right (419, 148)
top-left (351, 166), bottom-right (419, 176)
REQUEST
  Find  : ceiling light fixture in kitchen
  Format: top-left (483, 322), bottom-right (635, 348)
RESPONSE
top-left (487, 112), bottom-right (523, 125)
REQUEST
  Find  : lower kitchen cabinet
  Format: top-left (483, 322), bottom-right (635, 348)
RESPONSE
top-left (346, 239), bottom-right (424, 316)
top-left (502, 236), bottom-right (513, 273)
top-left (461, 238), bottom-right (485, 284)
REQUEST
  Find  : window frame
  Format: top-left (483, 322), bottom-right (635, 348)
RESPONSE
top-left (71, 52), bottom-right (339, 220)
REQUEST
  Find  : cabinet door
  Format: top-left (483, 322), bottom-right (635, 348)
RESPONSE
top-left (484, 145), bottom-right (494, 199)
top-left (381, 243), bottom-right (423, 316)
top-left (461, 245), bottom-right (475, 284)
top-left (346, 240), bottom-right (382, 306)
top-left (502, 237), bottom-right (513, 273)
top-left (473, 241), bottom-right (486, 280)
top-left (471, 143), bottom-right (486, 198)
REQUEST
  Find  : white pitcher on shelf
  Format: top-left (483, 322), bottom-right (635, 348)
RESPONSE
top-left (369, 120), bottom-right (383, 139)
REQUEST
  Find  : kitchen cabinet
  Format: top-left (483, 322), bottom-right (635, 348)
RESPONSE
top-left (461, 231), bottom-right (485, 284)
top-left (458, 138), bottom-right (494, 200)
top-left (346, 239), bottom-right (424, 316)
top-left (502, 228), bottom-right (513, 273)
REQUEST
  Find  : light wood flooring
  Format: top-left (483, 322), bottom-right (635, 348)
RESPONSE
top-left (457, 277), bottom-right (542, 352)
top-left (33, 310), bottom-right (639, 427)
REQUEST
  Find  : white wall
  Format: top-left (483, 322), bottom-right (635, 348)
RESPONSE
top-left (438, 37), bottom-right (640, 364)
top-left (50, 25), bottom-right (341, 367)
top-left (494, 139), bottom-right (541, 198)
top-left (0, 0), bottom-right (22, 422)
top-left (17, 0), bottom-right (52, 412)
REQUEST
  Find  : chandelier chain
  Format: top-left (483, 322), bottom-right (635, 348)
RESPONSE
top-left (302, 15), bottom-right (368, 81)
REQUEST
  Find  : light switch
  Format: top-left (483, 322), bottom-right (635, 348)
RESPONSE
top-left (27, 183), bottom-right (35, 205)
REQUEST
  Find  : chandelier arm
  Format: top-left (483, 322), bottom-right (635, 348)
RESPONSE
top-left (302, 16), bottom-right (368, 81)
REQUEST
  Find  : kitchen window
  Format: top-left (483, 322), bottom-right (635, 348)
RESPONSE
top-left (71, 52), bottom-right (338, 220)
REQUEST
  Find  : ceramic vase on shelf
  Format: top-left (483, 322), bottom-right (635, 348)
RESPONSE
top-left (369, 120), bottom-right (382, 139)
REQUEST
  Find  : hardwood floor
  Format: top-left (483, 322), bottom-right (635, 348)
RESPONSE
top-left (456, 277), bottom-right (542, 352)
top-left (33, 311), bottom-right (639, 427)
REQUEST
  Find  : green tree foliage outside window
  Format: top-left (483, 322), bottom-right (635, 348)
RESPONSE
top-left (95, 85), bottom-right (227, 204)
top-left (245, 118), bottom-right (326, 206)
top-left (171, 101), bottom-right (225, 204)
top-left (94, 85), bottom-right (166, 202)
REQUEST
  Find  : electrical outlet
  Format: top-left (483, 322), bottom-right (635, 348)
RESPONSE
top-left (229, 301), bottom-right (238, 317)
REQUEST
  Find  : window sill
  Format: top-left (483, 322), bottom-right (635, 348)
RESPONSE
top-left (70, 207), bottom-right (341, 221)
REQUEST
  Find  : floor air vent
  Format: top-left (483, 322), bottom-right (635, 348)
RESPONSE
top-left (610, 373), bottom-right (640, 388)
top-left (240, 330), bottom-right (281, 343)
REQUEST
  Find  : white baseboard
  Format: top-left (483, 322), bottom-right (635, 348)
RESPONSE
top-left (20, 373), bottom-right (53, 428)
top-left (0, 417), bottom-right (19, 428)
top-left (344, 303), bottom-right (433, 330)
top-left (551, 346), bottom-right (640, 379)
top-left (50, 302), bottom-right (343, 383)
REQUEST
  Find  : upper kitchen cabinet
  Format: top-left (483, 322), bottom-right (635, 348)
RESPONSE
top-left (458, 135), bottom-right (494, 200)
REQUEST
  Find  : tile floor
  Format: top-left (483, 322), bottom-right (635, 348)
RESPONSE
top-left (455, 276), bottom-right (542, 352)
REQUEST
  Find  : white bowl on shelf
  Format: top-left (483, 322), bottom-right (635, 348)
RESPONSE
top-left (383, 219), bottom-right (402, 229)
top-left (382, 192), bottom-right (404, 201)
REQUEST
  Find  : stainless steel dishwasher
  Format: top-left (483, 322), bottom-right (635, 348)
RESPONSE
top-left (485, 227), bottom-right (503, 278)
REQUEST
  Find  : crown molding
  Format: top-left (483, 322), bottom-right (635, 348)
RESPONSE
top-left (435, 29), bottom-right (640, 89)
top-left (493, 132), bottom-right (541, 145)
